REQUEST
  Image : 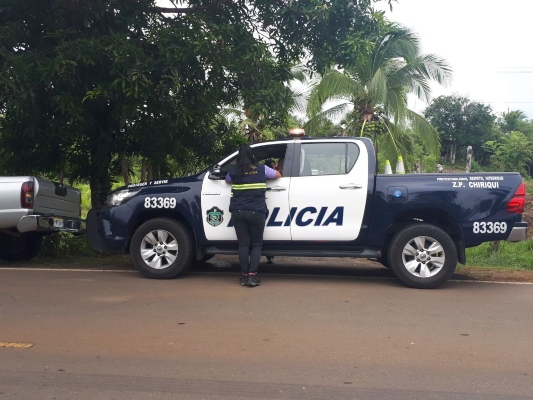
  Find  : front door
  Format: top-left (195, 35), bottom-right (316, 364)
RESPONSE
top-left (201, 143), bottom-right (293, 241)
top-left (289, 140), bottom-right (368, 241)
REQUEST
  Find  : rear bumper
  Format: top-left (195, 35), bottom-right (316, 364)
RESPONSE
top-left (17, 215), bottom-right (86, 235)
top-left (506, 222), bottom-right (528, 242)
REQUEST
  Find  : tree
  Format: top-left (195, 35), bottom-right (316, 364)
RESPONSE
top-left (424, 95), bottom-right (497, 165)
top-left (305, 24), bottom-right (452, 165)
top-left (483, 131), bottom-right (533, 175)
top-left (0, 0), bottom-right (387, 208)
top-left (497, 110), bottom-right (533, 136)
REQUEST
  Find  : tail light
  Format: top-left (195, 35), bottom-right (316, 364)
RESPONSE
top-left (20, 181), bottom-right (34, 208)
top-left (506, 182), bottom-right (526, 214)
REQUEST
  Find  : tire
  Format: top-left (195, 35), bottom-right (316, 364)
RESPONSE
top-left (130, 218), bottom-right (194, 279)
top-left (387, 223), bottom-right (457, 289)
top-left (0, 232), bottom-right (43, 262)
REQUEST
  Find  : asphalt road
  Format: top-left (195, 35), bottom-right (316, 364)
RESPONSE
top-left (1, 256), bottom-right (533, 399)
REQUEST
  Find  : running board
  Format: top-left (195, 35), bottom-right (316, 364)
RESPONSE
top-left (203, 246), bottom-right (380, 259)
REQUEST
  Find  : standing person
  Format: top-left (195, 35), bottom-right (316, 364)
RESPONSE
top-left (225, 145), bottom-right (281, 286)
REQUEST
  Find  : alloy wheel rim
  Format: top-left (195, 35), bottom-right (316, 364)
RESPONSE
top-left (401, 235), bottom-right (445, 278)
top-left (140, 229), bottom-right (179, 269)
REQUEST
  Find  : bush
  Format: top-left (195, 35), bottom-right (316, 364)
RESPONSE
top-left (469, 160), bottom-right (484, 172)
top-left (41, 232), bottom-right (101, 258)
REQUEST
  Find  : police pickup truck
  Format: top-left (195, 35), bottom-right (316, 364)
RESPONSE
top-left (87, 134), bottom-right (528, 289)
top-left (0, 176), bottom-right (85, 261)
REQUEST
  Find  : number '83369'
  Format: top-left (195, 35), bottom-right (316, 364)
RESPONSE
top-left (472, 221), bottom-right (507, 234)
top-left (144, 197), bottom-right (177, 209)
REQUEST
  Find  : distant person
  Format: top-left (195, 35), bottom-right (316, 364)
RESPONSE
top-left (225, 144), bottom-right (281, 287)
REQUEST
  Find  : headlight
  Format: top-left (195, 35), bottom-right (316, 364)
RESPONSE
top-left (106, 189), bottom-right (140, 206)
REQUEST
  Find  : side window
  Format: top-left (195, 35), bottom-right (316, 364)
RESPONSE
top-left (220, 144), bottom-right (288, 175)
top-left (220, 158), bottom-right (236, 175)
top-left (299, 142), bottom-right (359, 177)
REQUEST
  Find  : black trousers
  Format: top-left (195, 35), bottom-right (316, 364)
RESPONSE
top-left (231, 210), bottom-right (266, 273)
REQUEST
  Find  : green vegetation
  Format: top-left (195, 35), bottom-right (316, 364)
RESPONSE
top-left (0, 0), bottom-right (389, 208)
top-left (465, 241), bottom-right (533, 270)
top-left (306, 24), bottom-right (451, 168)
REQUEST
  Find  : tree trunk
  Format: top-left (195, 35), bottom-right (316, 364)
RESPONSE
top-left (120, 153), bottom-right (130, 186)
top-left (90, 176), bottom-right (111, 210)
top-left (89, 141), bottom-right (112, 210)
top-left (465, 146), bottom-right (473, 173)
top-left (450, 142), bottom-right (457, 164)
top-left (141, 158), bottom-right (147, 182)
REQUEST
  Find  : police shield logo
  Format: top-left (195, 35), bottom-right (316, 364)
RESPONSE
top-left (206, 206), bottom-right (224, 227)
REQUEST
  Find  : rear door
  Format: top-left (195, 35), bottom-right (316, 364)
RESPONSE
top-left (289, 140), bottom-right (368, 241)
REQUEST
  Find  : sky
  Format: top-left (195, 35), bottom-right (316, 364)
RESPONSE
top-left (376, 0), bottom-right (533, 119)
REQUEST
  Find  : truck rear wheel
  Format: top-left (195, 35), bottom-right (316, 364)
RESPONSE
top-left (388, 223), bottom-right (457, 289)
top-left (0, 232), bottom-right (43, 262)
top-left (131, 218), bottom-right (193, 279)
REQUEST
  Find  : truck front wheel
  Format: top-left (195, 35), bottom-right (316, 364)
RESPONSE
top-left (388, 223), bottom-right (457, 289)
top-left (131, 218), bottom-right (194, 279)
top-left (0, 232), bottom-right (43, 262)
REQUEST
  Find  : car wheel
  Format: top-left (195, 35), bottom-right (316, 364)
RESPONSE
top-left (388, 223), bottom-right (457, 289)
top-left (0, 232), bottom-right (43, 262)
top-left (131, 218), bottom-right (193, 279)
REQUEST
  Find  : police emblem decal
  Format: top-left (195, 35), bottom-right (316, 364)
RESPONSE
top-left (206, 206), bottom-right (224, 227)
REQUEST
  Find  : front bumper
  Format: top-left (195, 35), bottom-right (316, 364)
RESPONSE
top-left (506, 222), bottom-right (528, 242)
top-left (86, 209), bottom-right (124, 252)
top-left (17, 215), bottom-right (86, 235)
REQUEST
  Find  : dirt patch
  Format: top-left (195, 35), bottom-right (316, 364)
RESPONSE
top-left (456, 266), bottom-right (533, 283)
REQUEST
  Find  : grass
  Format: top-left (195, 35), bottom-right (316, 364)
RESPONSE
top-left (465, 240), bottom-right (533, 270)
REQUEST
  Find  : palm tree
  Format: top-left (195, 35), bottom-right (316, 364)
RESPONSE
top-left (499, 110), bottom-right (528, 134)
top-left (306, 24), bottom-right (452, 164)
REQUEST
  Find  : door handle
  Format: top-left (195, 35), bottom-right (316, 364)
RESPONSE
top-left (339, 184), bottom-right (362, 189)
top-left (267, 186), bottom-right (287, 192)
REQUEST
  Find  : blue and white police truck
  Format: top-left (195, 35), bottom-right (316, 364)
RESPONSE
top-left (87, 133), bottom-right (528, 288)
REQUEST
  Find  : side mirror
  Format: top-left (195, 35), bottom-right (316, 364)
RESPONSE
top-left (208, 167), bottom-right (225, 180)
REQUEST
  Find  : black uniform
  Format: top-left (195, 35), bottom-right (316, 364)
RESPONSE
top-left (228, 163), bottom-right (267, 280)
